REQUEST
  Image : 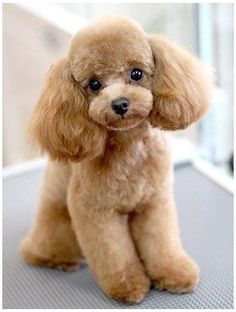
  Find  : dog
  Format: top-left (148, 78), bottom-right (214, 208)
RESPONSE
top-left (20, 15), bottom-right (212, 303)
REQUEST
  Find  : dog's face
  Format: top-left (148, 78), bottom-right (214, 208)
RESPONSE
top-left (29, 16), bottom-right (213, 162)
top-left (69, 17), bottom-right (154, 131)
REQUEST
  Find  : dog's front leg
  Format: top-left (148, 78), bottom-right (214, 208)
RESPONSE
top-left (129, 191), bottom-right (199, 293)
top-left (67, 188), bottom-right (150, 303)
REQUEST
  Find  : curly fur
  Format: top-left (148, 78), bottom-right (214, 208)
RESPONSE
top-left (20, 15), bottom-right (212, 303)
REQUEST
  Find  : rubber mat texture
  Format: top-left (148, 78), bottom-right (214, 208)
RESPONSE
top-left (3, 165), bottom-right (234, 309)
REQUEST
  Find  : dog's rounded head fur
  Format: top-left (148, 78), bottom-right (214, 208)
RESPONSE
top-left (69, 16), bottom-right (154, 131)
top-left (28, 15), bottom-right (213, 162)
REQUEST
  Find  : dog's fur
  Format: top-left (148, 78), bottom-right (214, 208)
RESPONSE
top-left (20, 16), bottom-right (212, 303)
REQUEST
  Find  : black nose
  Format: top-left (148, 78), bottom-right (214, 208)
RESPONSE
top-left (111, 98), bottom-right (129, 116)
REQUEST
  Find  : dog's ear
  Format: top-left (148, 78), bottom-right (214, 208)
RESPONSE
top-left (28, 57), bottom-right (107, 162)
top-left (148, 35), bottom-right (213, 130)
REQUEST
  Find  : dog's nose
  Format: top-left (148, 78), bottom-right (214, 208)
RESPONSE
top-left (111, 98), bottom-right (129, 116)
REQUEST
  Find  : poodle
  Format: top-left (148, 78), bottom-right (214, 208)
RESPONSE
top-left (20, 16), bottom-right (212, 303)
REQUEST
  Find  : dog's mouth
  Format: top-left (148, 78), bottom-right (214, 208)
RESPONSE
top-left (105, 113), bottom-right (148, 131)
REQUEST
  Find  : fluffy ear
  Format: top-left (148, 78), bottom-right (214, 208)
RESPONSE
top-left (148, 35), bottom-right (213, 130)
top-left (28, 57), bottom-right (107, 162)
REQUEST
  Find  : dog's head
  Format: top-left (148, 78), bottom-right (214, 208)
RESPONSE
top-left (29, 16), bottom-right (213, 162)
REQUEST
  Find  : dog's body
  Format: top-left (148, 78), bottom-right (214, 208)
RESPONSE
top-left (20, 16), bottom-right (212, 303)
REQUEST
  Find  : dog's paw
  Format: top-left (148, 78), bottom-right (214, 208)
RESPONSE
top-left (152, 254), bottom-right (199, 293)
top-left (105, 266), bottom-right (150, 303)
top-left (22, 249), bottom-right (81, 272)
top-left (19, 240), bottom-right (81, 272)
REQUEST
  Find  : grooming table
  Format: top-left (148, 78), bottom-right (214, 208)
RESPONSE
top-left (3, 163), bottom-right (234, 309)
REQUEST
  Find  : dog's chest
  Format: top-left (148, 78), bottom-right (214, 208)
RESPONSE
top-left (96, 140), bottom-right (155, 212)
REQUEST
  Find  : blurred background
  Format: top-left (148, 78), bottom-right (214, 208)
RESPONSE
top-left (3, 3), bottom-right (234, 179)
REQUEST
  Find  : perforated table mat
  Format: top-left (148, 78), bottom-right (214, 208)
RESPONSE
top-left (3, 165), bottom-right (234, 309)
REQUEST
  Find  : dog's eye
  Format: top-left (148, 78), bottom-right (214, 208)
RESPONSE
top-left (130, 68), bottom-right (142, 81)
top-left (89, 79), bottom-right (102, 92)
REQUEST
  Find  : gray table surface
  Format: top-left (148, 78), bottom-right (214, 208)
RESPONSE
top-left (3, 165), bottom-right (234, 309)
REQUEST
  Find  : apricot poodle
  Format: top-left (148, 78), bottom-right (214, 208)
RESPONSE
top-left (20, 16), bottom-right (212, 303)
